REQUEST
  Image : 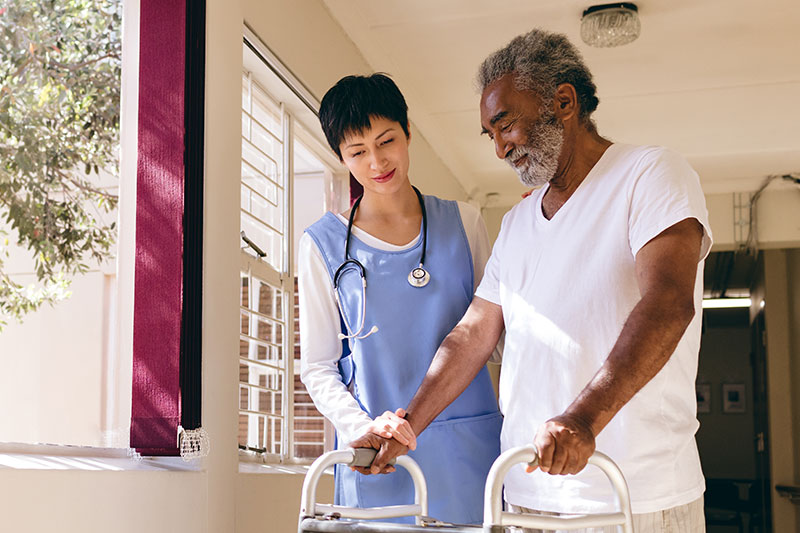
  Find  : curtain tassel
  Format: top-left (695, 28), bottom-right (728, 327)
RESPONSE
top-left (178, 426), bottom-right (210, 461)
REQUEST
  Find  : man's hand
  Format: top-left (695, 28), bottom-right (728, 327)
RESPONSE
top-left (348, 432), bottom-right (408, 475)
top-left (364, 408), bottom-right (417, 450)
top-left (530, 413), bottom-right (595, 475)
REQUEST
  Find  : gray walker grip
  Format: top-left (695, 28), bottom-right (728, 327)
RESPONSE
top-left (349, 448), bottom-right (396, 468)
top-left (482, 445), bottom-right (635, 532)
top-left (298, 448), bottom-right (428, 529)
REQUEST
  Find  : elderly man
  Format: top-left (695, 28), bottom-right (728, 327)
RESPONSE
top-left (352, 28), bottom-right (712, 532)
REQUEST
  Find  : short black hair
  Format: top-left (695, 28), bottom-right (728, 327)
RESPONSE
top-left (319, 73), bottom-right (410, 159)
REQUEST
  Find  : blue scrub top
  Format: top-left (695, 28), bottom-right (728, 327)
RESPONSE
top-left (305, 195), bottom-right (501, 525)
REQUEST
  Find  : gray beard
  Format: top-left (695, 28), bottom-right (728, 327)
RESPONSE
top-left (505, 115), bottom-right (564, 188)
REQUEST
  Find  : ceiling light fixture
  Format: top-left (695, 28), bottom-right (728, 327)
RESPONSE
top-left (581, 3), bottom-right (641, 48)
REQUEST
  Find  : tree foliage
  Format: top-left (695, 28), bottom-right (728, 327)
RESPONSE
top-left (0, 0), bottom-right (121, 329)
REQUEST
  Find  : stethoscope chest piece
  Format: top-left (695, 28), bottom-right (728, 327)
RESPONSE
top-left (408, 265), bottom-right (430, 288)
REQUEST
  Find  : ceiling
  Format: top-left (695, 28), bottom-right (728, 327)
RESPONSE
top-left (322, 0), bottom-right (800, 206)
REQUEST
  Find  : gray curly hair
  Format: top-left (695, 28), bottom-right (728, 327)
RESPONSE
top-left (477, 29), bottom-right (599, 126)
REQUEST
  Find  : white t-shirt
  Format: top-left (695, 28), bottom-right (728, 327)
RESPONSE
top-left (299, 201), bottom-right (495, 444)
top-left (475, 144), bottom-right (712, 514)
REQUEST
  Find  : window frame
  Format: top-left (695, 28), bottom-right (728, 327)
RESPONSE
top-left (238, 26), bottom-right (345, 465)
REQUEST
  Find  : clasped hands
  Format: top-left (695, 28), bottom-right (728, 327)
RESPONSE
top-left (348, 408), bottom-right (416, 475)
top-left (349, 410), bottom-right (596, 477)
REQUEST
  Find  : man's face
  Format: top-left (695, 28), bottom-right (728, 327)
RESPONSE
top-left (480, 74), bottom-right (564, 188)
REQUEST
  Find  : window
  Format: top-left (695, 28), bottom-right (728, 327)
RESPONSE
top-left (238, 32), bottom-right (345, 463)
top-left (0, 1), bottom-right (125, 449)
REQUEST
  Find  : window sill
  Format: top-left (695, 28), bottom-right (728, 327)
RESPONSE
top-left (238, 461), bottom-right (317, 475)
top-left (0, 442), bottom-right (201, 472)
top-left (238, 450), bottom-right (331, 475)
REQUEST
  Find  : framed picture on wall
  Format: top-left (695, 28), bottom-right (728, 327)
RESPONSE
top-left (696, 383), bottom-right (711, 413)
top-left (723, 383), bottom-right (746, 413)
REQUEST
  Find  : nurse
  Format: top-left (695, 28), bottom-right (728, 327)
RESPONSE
top-left (298, 73), bottom-right (502, 525)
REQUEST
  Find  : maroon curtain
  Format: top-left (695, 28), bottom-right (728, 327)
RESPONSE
top-left (130, 0), bottom-right (186, 455)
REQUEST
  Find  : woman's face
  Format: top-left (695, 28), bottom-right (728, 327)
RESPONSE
top-left (338, 116), bottom-right (411, 196)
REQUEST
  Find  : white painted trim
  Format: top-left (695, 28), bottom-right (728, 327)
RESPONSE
top-left (243, 23), bottom-right (320, 113)
top-left (0, 443), bottom-right (200, 472)
top-left (114, 0), bottom-right (139, 449)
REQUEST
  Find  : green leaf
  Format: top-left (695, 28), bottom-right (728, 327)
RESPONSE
top-left (1, 0), bottom-right (120, 326)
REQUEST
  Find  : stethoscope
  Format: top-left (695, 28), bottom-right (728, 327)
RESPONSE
top-left (333, 186), bottom-right (430, 341)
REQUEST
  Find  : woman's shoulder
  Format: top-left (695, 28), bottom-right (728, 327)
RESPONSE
top-left (305, 211), bottom-right (343, 235)
top-left (421, 194), bottom-right (479, 217)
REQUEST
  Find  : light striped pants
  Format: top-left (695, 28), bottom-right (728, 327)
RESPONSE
top-left (508, 496), bottom-right (705, 533)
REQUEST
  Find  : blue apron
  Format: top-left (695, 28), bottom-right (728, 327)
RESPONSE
top-left (305, 195), bottom-right (502, 525)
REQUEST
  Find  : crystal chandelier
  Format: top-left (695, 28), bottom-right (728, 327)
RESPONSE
top-left (580, 3), bottom-right (641, 48)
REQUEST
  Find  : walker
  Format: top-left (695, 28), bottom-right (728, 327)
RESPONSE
top-left (297, 445), bottom-right (634, 532)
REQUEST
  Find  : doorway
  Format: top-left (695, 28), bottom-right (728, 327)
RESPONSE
top-left (699, 251), bottom-right (771, 532)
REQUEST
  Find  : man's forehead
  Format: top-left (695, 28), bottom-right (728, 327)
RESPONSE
top-left (481, 74), bottom-right (515, 105)
top-left (482, 75), bottom-right (542, 119)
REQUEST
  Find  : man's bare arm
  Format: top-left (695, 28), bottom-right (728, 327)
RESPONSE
top-left (405, 296), bottom-right (505, 434)
top-left (350, 296), bottom-right (505, 472)
top-left (534, 218), bottom-right (704, 475)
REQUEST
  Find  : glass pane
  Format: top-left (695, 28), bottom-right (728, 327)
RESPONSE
top-left (241, 110), bottom-right (250, 138)
top-left (241, 72), bottom-right (250, 111)
top-left (292, 275), bottom-right (326, 458)
top-left (241, 214), bottom-right (282, 271)
top-left (251, 82), bottom-right (281, 138)
top-left (238, 414), bottom-right (250, 449)
top-left (256, 280), bottom-right (283, 320)
top-left (240, 311), bottom-right (249, 336)
top-left (251, 120), bottom-right (282, 170)
top-left (269, 415), bottom-right (283, 455)
top-left (242, 138), bottom-right (279, 184)
top-left (239, 360), bottom-right (283, 390)
top-left (240, 273), bottom-right (249, 307)
top-left (239, 385), bottom-right (249, 410)
top-left (240, 412), bottom-right (266, 451)
top-left (253, 315), bottom-right (282, 346)
top-left (240, 330), bottom-right (283, 366)
top-left (242, 161), bottom-right (279, 204)
top-left (248, 185), bottom-right (283, 230)
top-left (254, 388), bottom-right (282, 417)
top-left (294, 376), bottom-right (325, 459)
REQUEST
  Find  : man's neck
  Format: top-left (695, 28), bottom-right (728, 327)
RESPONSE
top-left (542, 129), bottom-right (612, 219)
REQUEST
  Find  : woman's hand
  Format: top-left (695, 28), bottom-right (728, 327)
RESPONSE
top-left (364, 408), bottom-right (417, 450)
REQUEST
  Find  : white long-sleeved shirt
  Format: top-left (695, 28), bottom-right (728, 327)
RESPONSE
top-left (298, 201), bottom-right (494, 443)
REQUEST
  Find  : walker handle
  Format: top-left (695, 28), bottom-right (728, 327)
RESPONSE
top-left (349, 447), bottom-right (396, 468)
top-left (298, 448), bottom-right (427, 531)
top-left (483, 445), bottom-right (634, 533)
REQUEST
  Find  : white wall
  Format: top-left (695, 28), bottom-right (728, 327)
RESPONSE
top-left (0, 181), bottom-right (122, 447)
top-left (0, 470), bottom-right (207, 533)
top-left (0, 272), bottom-right (114, 446)
top-left (750, 250), bottom-right (800, 532)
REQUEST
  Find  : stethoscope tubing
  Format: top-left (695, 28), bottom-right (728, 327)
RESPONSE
top-left (334, 186), bottom-right (429, 340)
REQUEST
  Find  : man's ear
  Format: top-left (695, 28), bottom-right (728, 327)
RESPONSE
top-left (553, 83), bottom-right (578, 122)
